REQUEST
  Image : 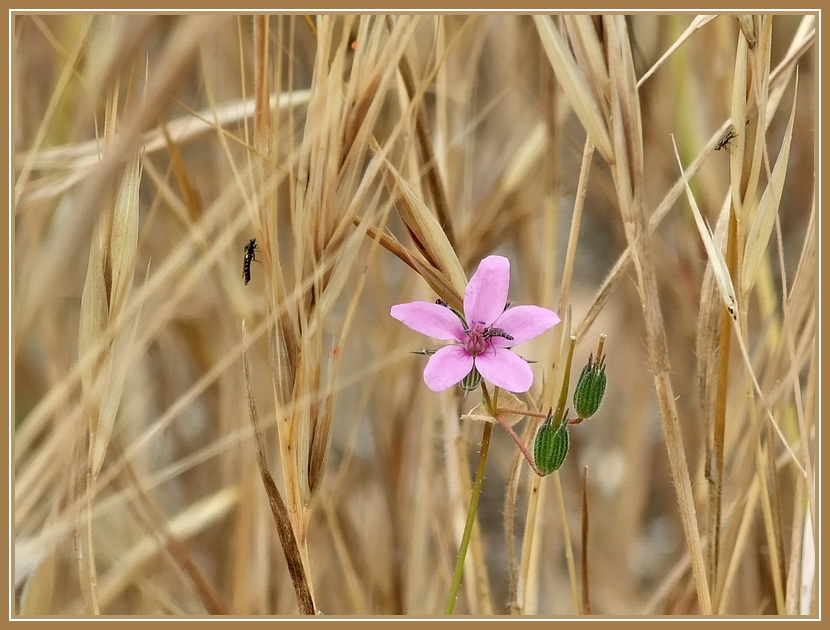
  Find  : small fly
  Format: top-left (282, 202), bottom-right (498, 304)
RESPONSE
top-left (243, 238), bottom-right (259, 285)
top-left (482, 326), bottom-right (514, 342)
top-left (715, 125), bottom-right (737, 151)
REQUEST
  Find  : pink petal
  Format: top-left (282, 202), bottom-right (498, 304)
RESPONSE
top-left (391, 302), bottom-right (466, 342)
top-left (474, 347), bottom-right (534, 393)
top-left (489, 305), bottom-right (561, 347)
top-left (464, 256), bottom-right (510, 326)
top-left (423, 345), bottom-right (474, 391)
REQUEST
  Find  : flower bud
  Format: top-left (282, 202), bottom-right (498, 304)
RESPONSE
top-left (460, 365), bottom-right (482, 395)
top-left (573, 352), bottom-right (606, 420)
top-left (534, 410), bottom-right (570, 475)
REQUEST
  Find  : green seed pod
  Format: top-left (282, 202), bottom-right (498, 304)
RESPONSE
top-left (573, 353), bottom-right (607, 420)
top-left (534, 412), bottom-right (570, 475)
top-left (460, 366), bottom-right (482, 394)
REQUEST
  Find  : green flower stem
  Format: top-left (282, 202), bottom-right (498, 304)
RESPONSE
top-left (444, 422), bottom-right (492, 614)
top-left (552, 337), bottom-right (578, 425)
top-left (484, 383), bottom-right (498, 411)
top-left (444, 384), bottom-right (497, 615)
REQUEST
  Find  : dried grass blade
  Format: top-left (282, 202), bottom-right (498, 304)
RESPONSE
top-left (303, 211), bottom-right (387, 493)
top-left (733, 19), bottom-right (773, 227)
top-left (107, 154), bottom-right (141, 324)
top-left (19, 15), bottom-right (226, 340)
top-left (306, 392), bottom-right (333, 497)
top-left (690, 215), bottom-right (808, 484)
top-left (694, 197), bottom-right (731, 454)
top-left (14, 18), bottom-right (91, 204)
top-left (95, 488), bottom-right (238, 609)
top-left (601, 18), bottom-right (710, 613)
top-left (729, 325), bottom-right (807, 480)
top-left (797, 481), bottom-right (816, 614)
top-left (576, 29), bottom-right (813, 341)
top-left (532, 15), bottom-right (612, 160)
top-left (91, 309), bottom-right (142, 479)
top-left (90, 154), bottom-right (142, 478)
top-left (564, 16), bottom-right (610, 115)
top-left (17, 89), bottom-right (312, 174)
top-left (17, 551), bottom-right (57, 614)
top-left (580, 466), bottom-right (590, 614)
top-left (605, 15), bottom-right (643, 204)
top-left (742, 75), bottom-right (798, 294)
top-left (78, 241), bottom-right (108, 396)
top-left (384, 160), bottom-right (467, 293)
top-left (671, 136), bottom-right (738, 321)
top-left (243, 321), bottom-right (316, 615)
top-left (736, 15), bottom-right (757, 48)
top-left (392, 32), bottom-right (455, 248)
top-left (357, 220), bottom-right (462, 309)
top-left (636, 15), bottom-right (717, 88)
top-left (162, 126), bottom-right (203, 222)
top-left (729, 36), bottom-right (749, 215)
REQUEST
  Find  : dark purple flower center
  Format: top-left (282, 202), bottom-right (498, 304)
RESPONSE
top-left (464, 322), bottom-right (490, 356)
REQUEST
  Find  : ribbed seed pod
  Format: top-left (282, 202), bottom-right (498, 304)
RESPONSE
top-left (534, 412), bottom-right (570, 475)
top-left (573, 353), bottom-right (607, 420)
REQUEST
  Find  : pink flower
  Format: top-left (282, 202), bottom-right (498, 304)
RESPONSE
top-left (391, 255), bottom-right (561, 393)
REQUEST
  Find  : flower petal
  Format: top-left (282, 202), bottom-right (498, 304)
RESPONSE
top-left (423, 345), bottom-right (474, 391)
top-left (464, 255), bottom-right (510, 326)
top-left (391, 302), bottom-right (466, 342)
top-left (474, 347), bottom-right (534, 393)
top-left (490, 305), bottom-right (561, 347)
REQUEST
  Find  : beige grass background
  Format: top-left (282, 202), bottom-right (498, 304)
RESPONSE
top-left (12, 14), bottom-right (816, 616)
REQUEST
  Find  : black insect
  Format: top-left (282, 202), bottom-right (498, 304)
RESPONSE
top-left (715, 125), bottom-right (737, 151)
top-left (482, 326), bottom-right (514, 342)
top-left (243, 238), bottom-right (259, 285)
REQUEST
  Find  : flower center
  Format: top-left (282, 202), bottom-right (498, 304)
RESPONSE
top-left (464, 322), bottom-right (490, 356)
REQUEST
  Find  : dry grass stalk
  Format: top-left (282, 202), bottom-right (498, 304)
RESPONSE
top-left (242, 321), bottom-right (315, 614)
top-left (537, 14), bottom-right (712, 612)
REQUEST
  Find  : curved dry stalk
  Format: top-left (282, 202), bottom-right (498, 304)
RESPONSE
top-left (242, 321), bottom-right (316, 615)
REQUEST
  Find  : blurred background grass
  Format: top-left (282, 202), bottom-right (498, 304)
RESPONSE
top-left (12, 14), bottom-right (816, 616)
